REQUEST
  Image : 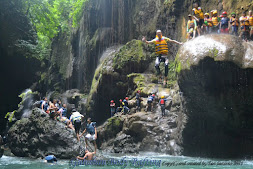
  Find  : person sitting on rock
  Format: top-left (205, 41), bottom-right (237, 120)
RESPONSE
top-left (70, 109), bottom-right (84, 142)
top-left (239, 11), bottom-right (250, 41)
top-left (80, 118), bottom-right (97, 152)
top-left (40, 97), bottom-right (49, 113)
top-left (77, 149), bottom-right (96, 161)
top-left (220, 11), bottom-right (230, 34)
top-left (55, 100), bottom-right (61, 109)
top-left (146, 94), bottom-right (155, 112)
top-left (49, 99), bottom-right (58, 120)
top-left (230, 12), bottom-right (239, 36)
top-left (136, 90), bottom-right (142, 112)
top-left (187, 14), bottom-right (197, 40)
top-left (116, 99), bottom-right (124, 113)
top-left (123, 97), bottom-right (130, 114)
top-left (142, 30), bottom-right (182, 86)
top-left (110, 100), bottom-right (116, 117)
top-left (159, 96), bottom-right (167, 117)
top-left (58, 104), bottom-right (75, 130)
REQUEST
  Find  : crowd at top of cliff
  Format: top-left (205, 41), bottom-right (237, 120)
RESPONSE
top-left (187, 2), bottom-right (253, 41)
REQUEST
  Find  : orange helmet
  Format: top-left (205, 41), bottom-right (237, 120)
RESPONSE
top-left (110, 100), bottom-right (114, 103)
top-left (125, 97), bottom-right (129, 100)
top-left (119, 99), bottom-right (122, 102)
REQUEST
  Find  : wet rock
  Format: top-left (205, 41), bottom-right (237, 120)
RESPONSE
top-left (8, 108), bottom-right (83, 159)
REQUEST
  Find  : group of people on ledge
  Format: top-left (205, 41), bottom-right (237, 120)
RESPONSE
top-left (39, 97), bottom-right (97, 160)
top-left (187, 2), bottom-right (253, 41)
top-left (110, 91), bottom-right (168, 117)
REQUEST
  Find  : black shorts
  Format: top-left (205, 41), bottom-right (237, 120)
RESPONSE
top-left (74, 120), bottom-right (81, 133)
top-left (241, 25), bottom-right (249, 31)
top-left (197, 19), bottom-right (204, 27)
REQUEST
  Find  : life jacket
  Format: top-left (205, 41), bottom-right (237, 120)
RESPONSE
top-left (230, 17), bottom-right (239, 26)
top-left (155, 36), bottom-right (168, 55)
top-left (240, 16), bottom-right (249, 26)
top-left (160, 99), bottom-right (165, 105)
top-left (188, 20), bottom-right (195, 29)
top-left (193, 7), bottom-right (204, 19)
top-left (212, 16), bottom-right (219, 26)
top-left (248, 16), bottom-right (253, 26)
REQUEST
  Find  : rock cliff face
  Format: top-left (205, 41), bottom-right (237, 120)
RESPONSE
top-left (8, 108), bottom-right (82, 159)
top-left (177, 35), bottom-right (253, 158)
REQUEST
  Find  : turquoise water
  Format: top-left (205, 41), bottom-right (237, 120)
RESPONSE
top-left (0, 152), bottom-right (253, 169)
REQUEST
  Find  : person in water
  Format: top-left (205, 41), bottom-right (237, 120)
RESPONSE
top-left (76, 149), bottom-right (96, 160)
top-left (80, 118), bottom-right (97, 151)
top-left (45, 155), bottom-right (57, 163)
top-left (70, 109), bottom-right (84, 142)
top-left (142, 30), bottom-right (182, 85)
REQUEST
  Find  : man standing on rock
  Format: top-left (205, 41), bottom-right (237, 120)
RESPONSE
top-left (142, 30), bottom-right (182, 85)
top-left (80, 118), bottom-right (97, 152)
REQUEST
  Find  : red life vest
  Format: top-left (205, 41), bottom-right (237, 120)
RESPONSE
top-left (160, 99), bottom-right (165, 105)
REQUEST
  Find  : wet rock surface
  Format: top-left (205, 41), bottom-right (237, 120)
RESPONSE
top-left (97, 83), bottom-right (186, 155)
top-left (8, 108), bottom-right (83, 159)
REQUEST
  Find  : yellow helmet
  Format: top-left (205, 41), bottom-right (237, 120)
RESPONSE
top-left (204, 13), bottom-right (209, 16)
top-left (213, 10), bottom-right (218, 14)
top-left (161, 96), bottom-right (165, 99)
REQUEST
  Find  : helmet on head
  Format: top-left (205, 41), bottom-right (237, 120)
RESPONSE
top-left (204, 13), bottom-right (209, 16)
top-left (222, 11), bottom-right (227, 15)
top-left (156, 30), bottom-right (162, 33)
top-left (231, 12), bottom-right (236, 16)
top-left (161, 96), bottom-right (165, 99)
top-left (119, 99), bottom-right (122, 102)
top-left (125, 97), bottom-right (129, 100)
top-left (137, 90), bottom-right (141, 93)
top-left (213, 10), bottom-right (218, 14)
top-left (220, 15), bottom-right (223, 18)
top-left (152, 94), bottom-right (155, 97)
top-left (110, 100), bottom-right (114, 103)
top-left (188, 14), bottom-right (192, 17)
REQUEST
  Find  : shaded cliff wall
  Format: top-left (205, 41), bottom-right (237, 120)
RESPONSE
top-left (0, 0), bottom-right (41, 134)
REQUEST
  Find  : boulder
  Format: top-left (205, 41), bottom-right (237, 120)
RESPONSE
top-left (8, 108), bottom-right (83, 159)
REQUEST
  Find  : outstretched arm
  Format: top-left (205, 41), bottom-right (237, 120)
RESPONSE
top-left (80, 129), bottom-right (86, 137)
top-left (170, 39), bottom-right (183, 45)
top-left (94, 127), bottom-right (97, 140)
top-left (142, 36), bottom-right (154, 44)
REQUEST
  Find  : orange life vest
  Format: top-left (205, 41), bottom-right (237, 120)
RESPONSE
top-left (230, 17), bottom-right (239, 26)
top-left (248, 16), bottom-right (253, 26)
top-left (160, 99), bottom-right (165, 105)
top-left (240, 16), bottom-right (249, 26)
top-left (204, 18), bottom-right (213, 27)
top-left (193, 7), bottom-right (204, 19)
top-left (212, 17), bottom-right (219, 26)
top-left (188, 20), bottom-right (195, 29)
top-left (155, 37), bottom-right (168, 55)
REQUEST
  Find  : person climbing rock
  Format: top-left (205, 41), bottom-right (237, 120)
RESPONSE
top-left (240, 11), bottom-right (250, 41)
top-left (123, 97), bottom-right (130, 114)
top-left (70, 109), bottom-right (84, 142)
top-left (81, 118), bottom-right (97, 152)
top-left (192, 2), bottom-right (204, 36)
top-left (110, 100), bottom-right (116, 117)
top-left (136, 90), bottom-right (142, 112)
top-left (230, 12), bottom-right (239, 36)
top-left (202, 13), bottom-right (213, 34)
top-left (187, 14), bottom-right (197, 40)
top-left (116, 99), bottom-right (124, 113)
top-left (248, 10), bottom-right (253, 40)
top-left (146, 94), bottom-right (155, 112)
top-left (212, 10), bottom-right (220, 33)
top-left (142, 30), bottom-right (182, 85)
top-left (220, 11), bottom-right (230, 34)
top-left (77, 149), bottom-right (96, 160)
top-left (159, 96), bottom-right (167, 117)
top-left (58, 104), bottom-right (74, 130)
